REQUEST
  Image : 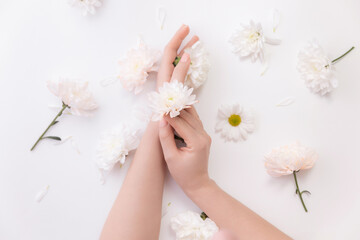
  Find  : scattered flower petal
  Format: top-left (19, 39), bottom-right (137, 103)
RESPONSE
top-left (272, 9), bottom-right (281, 33)
top-left (171, 211), bottom-right (219, 240)
top-left (260, 61), bottom-right (269, 76)
top-left (276, 97), bottom-right (295, 107)
top-left (215, 103), bottom-right (255, 142)
top-left (162, 202), bottom-right (172, 218)
top-left (264, 37), bottom-right (281, 45)
top-left (100, 76), bottom-right (118, 87)
top-left (35, 185), bottom-right (50, 202)
top-left (54, 136), bottom-right (81, 154)
top-left (157, 6), bottom-right (167, 30)
top-left (148, 81), bottom-right (197, 121)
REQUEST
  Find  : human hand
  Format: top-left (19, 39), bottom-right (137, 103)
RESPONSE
top-left (156, 24), bottom-right (199, 89)
top-left (159, 107), bottom-right (212, 194)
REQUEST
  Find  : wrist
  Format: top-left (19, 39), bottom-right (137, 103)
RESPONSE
top-left (185, 177), bottom-right (216, 199)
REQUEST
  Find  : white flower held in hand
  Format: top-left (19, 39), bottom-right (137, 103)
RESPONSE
top-left (174, 42), bottom-right (210, 89)
top-left (171, 211), bottom-right (219, 240)
top-left (68, 0), bottom-right (102, 16)
top-left (30, 77), bottom-right (97, 151)
top-left (229, 21), bottom-right (280, 63)
top-left (116, 38), bottom-right (161, 94)
top-left (265, 142), bottom-right (318, 212)
top-left (297, 41), bottom-right (354, 96)
top-left (96, 123), bottom-right (140, 173)
top-left (148, 81), bottom-right (197, 121)
top-left (215, 103), bottom-right (255, 142)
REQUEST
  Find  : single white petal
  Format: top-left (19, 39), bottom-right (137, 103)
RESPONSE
top-left (265, 37), bottom-right (281, 45)
top-left (35, 185), bottom-right (50, 202)
top-left (272, 9), bottom-right (281, 33)
top-left (157, 6), bottom-right (166, 30)
top-left (276, 97), bottom-right (295, 107)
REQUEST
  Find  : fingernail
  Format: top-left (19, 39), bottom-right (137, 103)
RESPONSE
top-left (159, 118), bottom-right (168, 127)
top-left (181, 53), bottom-right (190, 62)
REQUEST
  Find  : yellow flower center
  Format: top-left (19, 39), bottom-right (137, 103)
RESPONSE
top-left (228, 114), bottom-right (241, 127)
top-left (249, 32), bottom-right (261, 41)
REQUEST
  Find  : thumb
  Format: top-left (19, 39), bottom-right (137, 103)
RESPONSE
top-left (159, 118), bottom-right (178, 161)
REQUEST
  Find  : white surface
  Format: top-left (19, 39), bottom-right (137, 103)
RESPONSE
top-left (1, 0), bottom-right (360, 239)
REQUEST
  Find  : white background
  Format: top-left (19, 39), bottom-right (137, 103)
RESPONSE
top-left (1, 0), bottom-right (360, 239)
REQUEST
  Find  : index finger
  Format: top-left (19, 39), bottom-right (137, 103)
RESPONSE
top-left (157, 25), bottom-right (190, 87)
top-left (165, 115), bottom-right (197, 144)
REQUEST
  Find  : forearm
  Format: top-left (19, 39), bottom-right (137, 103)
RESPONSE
top-left (186, 180), bottom-right (292, 240)
top-left (100, 122), bottom-right (166, 240)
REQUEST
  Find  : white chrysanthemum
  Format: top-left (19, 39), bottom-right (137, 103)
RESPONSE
top-left (148, 81), bottom-right (197, 121)
top-left (171, 211), bottom-right (219, 240)
top-left (68, 0), bottom-right (102, 16)
top-left (118, 39), bottom-right (161, 94)
top-left (264, 142), bottom-right (317, 177)
top-left (184, 42), bottom-right (210, 89)
top-left (215, 103), bottom-right (255, 142)
top-left (96, 124), bottom-right (140, 172)
top-left (297, 41), bottom-right (337, 96)
top-left (47, 77), bottom-right (98, 116)
top-left (229, 21), bottom-right (280, 62)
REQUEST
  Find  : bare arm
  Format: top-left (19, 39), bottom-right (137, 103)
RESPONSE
top-left (99, 122), bottom-right (165, 240)
top-left (100, 25), bottom-right (199, 240)
top-left (158, 108), bottom-right (292, 240)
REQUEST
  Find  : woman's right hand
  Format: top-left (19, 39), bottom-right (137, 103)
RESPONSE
top-left (159, 107), bottom-right (212, 194)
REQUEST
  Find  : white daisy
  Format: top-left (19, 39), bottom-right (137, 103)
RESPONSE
top-left (68, 0), bottom-right (102, 16)
top-left (47, 77), bottom-right (98, 116)
top-left (183, 41), bottom-right (210, 89)
top-left (118, 38), bottom-right (161, 94)
top-left (171, 211), bottom-right (219, 240)
top-left (215, 103), bottom-right (254, 142)
top-left (229, 21), bottom-right (280, 62)
top-left (96, 123), bottom-right (140, 172)
top-left (148, 81), bottom-right (197, 121)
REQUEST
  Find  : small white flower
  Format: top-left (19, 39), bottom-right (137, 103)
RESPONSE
top-left (148, 81), bottom-right (197, 121)
top-left (264, 142), bottom-right (317, 177)
top-left (68, 0), bottom-right (102, 16)
top-left (171, 211), bottom-right (219, 240)
top-left (229, 21), bottom-right (280, 62)
top-left (215, 103), bottom-right (255, 142)
top-left (184, 42), bottom-right (210, 89)
top-left (297, 41), bottom-right (338, 96)
top-left (96, 124), bottom-right (140, 172)
top-left (47, 77), bottom-right (98, 116)
top-left (118, 38), bottom-right (161, 94)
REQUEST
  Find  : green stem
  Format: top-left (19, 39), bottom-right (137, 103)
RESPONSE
top-left (30, 104), bottom-right (68, 151)
top-left (331, 46), bottom-right (355, 64)
top-left (293, 171), bottom-right (308, 212)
